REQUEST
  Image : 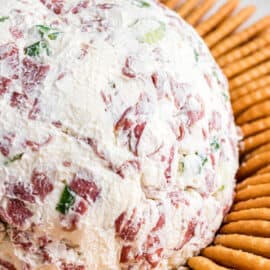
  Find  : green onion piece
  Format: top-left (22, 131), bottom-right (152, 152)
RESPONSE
top-left (142, 22), bottom-right (166, 44)
top-left (24, 40), bottom-right (50, 57)
top-left (48, 32), bottom-right (60, 40)
top-left (0, 16), bottom-right (9, 22)
top-left (210, 138), bottom-right (220, 151)
top-left (218, 185), bottom-right (225, 192)
top-left (222, 92), bottom-right (229, 102)
top-left (4, 153), bottom-right (24, 166)
top-left (132, 0), bottom-right (150, 7)
top-left (36, 25), bottom-right (51, 37)
top-left (56, 185), bottom-right (76, 214)
top-left (194, 49), bottom-right (199, 62)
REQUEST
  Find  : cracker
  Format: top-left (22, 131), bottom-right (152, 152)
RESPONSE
top-left (224, 208), bottom-right (270, 223)
top-left (236, 100), bottom-right (270, 125)
top-left (231, 76), bottom-right (270, 101)
top-left (165, 0), bottom-right (180, 9)
top-left (241, 117), bottom-right (270, 138)
top-left (224, 46), bottom-right (270, 79)
top-left (205, 6), bottom-right (256, 48)
top-left (218, 32), bottom-right (270, 68)
top-left (196, 0), bottom-right (240, 37)
top-left (236, 173), bottom-right (270, 190)
top-left (202, 245), bottom-right (270, 270)
top-left (186, 0), bottom-right (217, 26)
top-left (244, 142), bottom-right (270, 161)
top-left (240, 130), bottom-right (270, 155)
top-left (215, 234), bottom-right (270, 258)
top-left (233, 85), bottom-right (270, 116)
top-left (212, 15), bottom-right (270, 58)
top-left (233, 196), bottom-right (270, 211)
top-left (230, 61), bottom-right (270, 90)
top-left (257, 164), bottom-right (270, 175)
top-left (220, 220), bottom-right (270, 237)
top-left (237, 152), bottom-right (270, 180)
top-left (177, 0), bottom-right (200, 18)
top-left (188, 256), bottom-right (230, 270)
top-left (235, 182), bottom-right (270, 201)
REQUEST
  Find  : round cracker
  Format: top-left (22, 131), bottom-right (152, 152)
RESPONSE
top-left (235, 182), bottom-right (270, 201)
top-left (220, 220), bottom-right (270, 237)
top-left (232, 196), bottom-right (270, 211)
top-left (215, 234), bottom-right (270, 258)
top-left (224, 208), bottom-right (270, 223)
top-left (237, 152), bottom-right (270, 180)
top-left (236, 173), bottom-right (270, 190)
top-left (188, 256), bottom-right (230, 270)
top-left (241, 117), bottom-right (270, 138)
top-left (202, 245), bottom-right (270, 270)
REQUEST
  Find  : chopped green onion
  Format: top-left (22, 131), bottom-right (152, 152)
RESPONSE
top-left (24, 40), bottom-right (50, 57)
top-left (132, 0), bottom-right (150, 7)
top-left (222, 92), bottom-right (229, 102)
top-left (48, 32), bottom-right (60, 40)
top-left (0, 16), bottom-right (9, 22)
top-left (211, 138), bottom-right (220, 151)
top-left (218, 185), bottom-right (225, 192)
top-left (142, 22), bottom-right (166, 44)
top-left (194, 49), bottom-right (199, 62)
top-left (4, 153), bottom-right (24, 166)
top-left (56, 185), bottom-right (76, 214)
top-left (36, 25), bottom-right (51, 37)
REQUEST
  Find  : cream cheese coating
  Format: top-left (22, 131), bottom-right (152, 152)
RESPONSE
top-left (0, 0), bottom-right (238, 269)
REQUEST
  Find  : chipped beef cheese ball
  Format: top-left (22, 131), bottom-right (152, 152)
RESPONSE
top-left (0, 0), bottom-right (238, 269)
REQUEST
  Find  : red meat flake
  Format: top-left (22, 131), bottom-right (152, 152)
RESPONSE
top-left (8, 183), bottom-right (35, 203)
top-left (208, 111), bottom-right (221, 132)
top-left (22, 58), bottom-right (50, 93)
top-left (70, 175), bottom-right (100, 203)
top-left (151, 214), bottom-right (165, 232)
top-left (0, 259), bottom-right (16, 270)
top-left (0, 42), bottom-right (19, 79)
top-left (31, 170), bottom-right (53, 201)
top-left (115, 209), bottom-right (143, 242)
top-left (61, 263), bottom-right (85, 270)
top-left (164, 146), bottom-right (175, 181)
top-left (71, 0), bottom-right (89, 14)
top-left (120, 245), bottom-right (133, 263)
top-left (0, 76), bottom-right (11, 96)
top-left (122, 57), bottom-right (136, 79)
top-left (40, 0), bottom-right (65, 14)
top-left (6, 199), bottom-right (33, 226)
top-left (10, 91), bottom-right (28, 108)
top-left (9, 26), bottom-right (23, 39)
top-left (25, 135), bottom-right (52, 152)
top-left (10, 228), bottom-right (33, 251)
top-left (0, 133), bottom-right (14, 157)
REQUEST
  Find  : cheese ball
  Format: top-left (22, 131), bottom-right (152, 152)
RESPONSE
top-left (0, 0), bottom-right (238, 269)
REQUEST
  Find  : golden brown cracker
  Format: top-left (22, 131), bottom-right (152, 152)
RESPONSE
top-left (233, 197), bottom-right (270, 211)
top-left (224, 45), bottom-right (270, 79)
top-left (202, 245), bottom-right (270, 270)
top-left (212, 15), bottom-right (270, 58)
top-left (165, 0), bottom-right (180, 9)
top-left (177, 0), bottom-right (200, 18)
top-left (205, 6), bottom-right (256, 48)
top-left (188, 256), bottom-right (230, 270)
top-left (196, 0), bottom-right (240, 37)
top-left (233, 86), bottom-right (270, 116)
top-left (237, 152), bottom-right (270, 180)
top-left (186, 0), bottom-right (217, 26)
top-left (244, 142), bottom-right (270, 161)
top-left (241, 117), bottom-right (270, 138)
top-left (236, 173), bottom-right (270, 190)
top-left (218, 32), bottom-right (270, 68)
top-left (240, 130), bottom-right (270, 155)
top-left (236, 100), bottom-right (270, 125)
top-left (215, 234), bottom-right (270, 258)
top-left (224, 208), bottom-right (270, 223)
top-left (257, 164), bottom-right (270, 175)
top-left (220, 220), bottom-right (270, 237)
top-left (235, 182), bottom-right (270, 201)
top-left (230, 61), bottom-right (270, 90)
top-left (231, 76), bottom-right (270, 101)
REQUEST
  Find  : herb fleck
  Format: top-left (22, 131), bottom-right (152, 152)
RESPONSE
top-left (194, 49), bottom-right (199, 62)
top-left (142, 22), bottom-right (166, 44)
top-left (222, 92), bottom-right (229, 102)
top-left (24, 40), bottom-right (50, 57)
top-left (210, 138), bottom-right (220, 151)
top-left (56, 185), bottom-right (76, 214)
top-left (4, 153), bottom-right (24, 166)
top-left (132, 0), bottom-right (150, 7)
top-left (0, 16), bottom-right (9, 22)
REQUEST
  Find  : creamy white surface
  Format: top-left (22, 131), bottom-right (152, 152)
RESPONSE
top-left (0, 0), bottom-right (238, 269)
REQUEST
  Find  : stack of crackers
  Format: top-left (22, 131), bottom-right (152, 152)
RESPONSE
top-left (161, 0), bottom-right (270, 269)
